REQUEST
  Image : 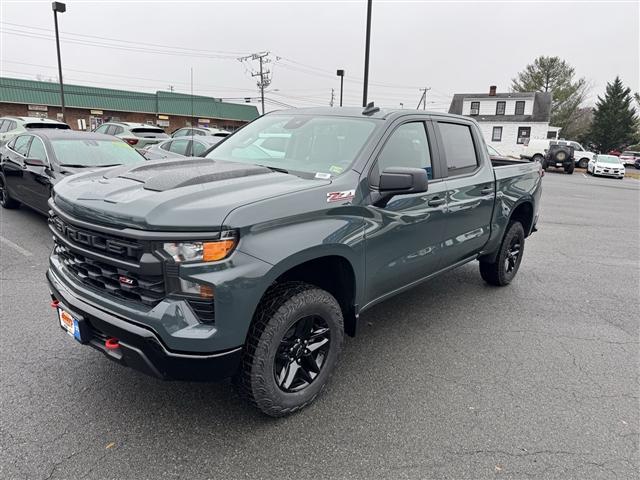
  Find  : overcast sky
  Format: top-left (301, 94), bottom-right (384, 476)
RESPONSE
top-left (1, 0), bottom-right (638, 112)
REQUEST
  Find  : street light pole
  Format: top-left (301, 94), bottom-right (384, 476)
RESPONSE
top-left (362, 0), bottom-right (372, 107)
top-left (52, 2), bottom-right (66, 122)
top-left (336, 69), bottom-right (345, 107)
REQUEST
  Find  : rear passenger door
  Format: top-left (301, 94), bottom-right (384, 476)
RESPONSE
top-left (434, 119), bottom-right (495, 266)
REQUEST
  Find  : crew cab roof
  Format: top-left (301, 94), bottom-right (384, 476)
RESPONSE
top-left (268, 106), bottom-right (471, 122)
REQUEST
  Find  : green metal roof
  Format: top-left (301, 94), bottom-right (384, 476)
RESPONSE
top-left (0, 77), bottom-right (259, 122)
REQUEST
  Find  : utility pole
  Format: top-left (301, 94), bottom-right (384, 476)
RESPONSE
top-left (362, 0), bottom-right (372, 107)
top-left (330, 89), bottom-right (335, 107)
top-left (238, 52), bottom-right (272, 115)
top-left (52, 2), bottom-right (66, 122)
top-left (417, 87), bottom-right (431, 110)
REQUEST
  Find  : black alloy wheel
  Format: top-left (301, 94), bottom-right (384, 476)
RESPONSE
top-left (274, 315), bottom-right (331, 392)
top-left (0, 177), bottom-right (20, 209)
top-left (504, 236), bottom-right (521, 275)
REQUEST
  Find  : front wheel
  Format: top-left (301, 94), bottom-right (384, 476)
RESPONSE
top-left (0, 176), bottom-right (20, 209)
top-left (479, 221), bottom-right (525, 286)
top-left (578, 158), bottom-right (589, 169)
top-left (233, 281), bottom-right (344, 417)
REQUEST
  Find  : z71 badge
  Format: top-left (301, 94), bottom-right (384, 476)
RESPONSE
top-left (326, 190), bottom-right (355, 203)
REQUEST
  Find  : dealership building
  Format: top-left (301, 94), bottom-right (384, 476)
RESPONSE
top-left (0, 77), bottom-right (260, 132)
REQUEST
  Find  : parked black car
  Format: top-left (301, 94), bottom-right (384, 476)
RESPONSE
top-left (0, 130), bottom-right (145, 215)
top-left (542, 143), bottom-right (574, 174)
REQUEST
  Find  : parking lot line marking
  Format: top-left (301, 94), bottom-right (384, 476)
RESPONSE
top-left (582, 174), bottom-right (588, 178)
top-left (0, 235), bottom-right (33, 257)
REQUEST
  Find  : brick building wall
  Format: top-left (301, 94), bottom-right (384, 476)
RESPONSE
top-left (0, 102), bottom-right (248, 133)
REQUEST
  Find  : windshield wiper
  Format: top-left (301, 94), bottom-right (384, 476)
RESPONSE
top-left (256, 164), bottom-right (289, 174)
top-left (94, 163), bottom-right (122, 167)
top-left (59, 163), bottom-right (89, 168)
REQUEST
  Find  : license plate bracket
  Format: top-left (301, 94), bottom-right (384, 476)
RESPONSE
top-left (58, 307), bottom-right (90, 343)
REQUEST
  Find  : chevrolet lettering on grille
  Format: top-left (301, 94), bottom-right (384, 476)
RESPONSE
top-left (51, 216), bottom-right (141, 260)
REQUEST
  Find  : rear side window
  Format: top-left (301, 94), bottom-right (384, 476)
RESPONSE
top-left (168, 139), bottom-right (189, 155)
top-left (7, 121), bottom-right (17, 131)
top-left (0, 120), bottom-right (7, 133)
top-left (191, 140), bottom-right (208, 156)
top-left (28, 138), bottom-right (48, 161)
top-left (13, 135), bottom-right (32, 156)
top-left (438, 122), bottom-right (478, 175)
top-left (173, 129), bottom-right (187, 137)
top-left (94, 124), bottom-right (109, 134)
top-left (112, 126), bottom-right (124, 135)
top-left (376, 122), bottom-right (433, 180)
top-left (160, 141), bottom-right (172, 151)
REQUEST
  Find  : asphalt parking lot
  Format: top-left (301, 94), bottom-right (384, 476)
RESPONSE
top-left (1, 172), bottom-right (638, 480)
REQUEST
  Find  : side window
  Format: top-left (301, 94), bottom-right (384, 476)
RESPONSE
top-left (570, 142), bottom-right (582, 151)
top-left (160, 141), bottom-right (172, 151)
top-left (173, 129), bottom-right (185, 137)
top-left (7, 121), bottom-right (17, 131)
top-left (112, 126), bottom-right (124, 135)
top-left (376, 122), bottom-right (433, 180)
top-left (168, 139), bottom-right (189, 155)
top-left (191, 141), bottom-right (208, 156)
top-left (438, 122), bottom-right (479, 175)
top-left (195, 130), bottom-right (205, 136)
top-left (0, 120), bottom-right (7, 133)
top-left (94, 124), bottom-right (109, 134)
top-left (103, 125), bottom-right (116, 135)
top-left (13, 135), bottom-right (33, 156)
top-left (27, 138), bottom-right (48, 162)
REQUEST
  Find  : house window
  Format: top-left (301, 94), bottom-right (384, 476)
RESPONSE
top-left (496, 101), bottom-right (506, 115)
top-left (492, 126), bottom-right (503, 142)
top-left (470, 101), bottom-right (480, 115)
top-left (517, 126), bottom-right (531, 144)
top-left (515, 101), bottom-right (525, 115)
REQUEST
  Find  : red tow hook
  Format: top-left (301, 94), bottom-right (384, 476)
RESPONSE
top-left (50, 300), bottom-right (60, 309)
top-left (105, 338), bottom-right (120, 350)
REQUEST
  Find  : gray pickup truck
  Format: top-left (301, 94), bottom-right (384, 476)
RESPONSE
top-left (47, 107), bottom-right (542, 416)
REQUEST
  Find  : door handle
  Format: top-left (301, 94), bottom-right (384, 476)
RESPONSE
top-left (427, 197), bottom-right (445, 207)
top-left (480, 187), bottom-right (494, 195)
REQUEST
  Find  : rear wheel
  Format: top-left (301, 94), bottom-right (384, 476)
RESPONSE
top-left (479, 221), bottom-right (525, 286)
top-left (0, 176), bottom-right (20, 209)
top-left (532, 154), bottom-right (544, 164)
top-left (565, 164), bottom-right (574, 174)
top-left (578, 158), bottom-right (589, 169)
top-left (233, 281), bottom-right (344, 417)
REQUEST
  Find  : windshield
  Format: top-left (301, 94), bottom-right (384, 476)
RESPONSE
top-left (205, 114), bottom-right (378, 176)
top-left (597, 155), bottom-right (621, 164)
top-left (131, 128), bottom-right (168, 138)
top-left (26, 123), bottom-right (70, 130)
top-left (51, 139), bottom-right (145, 167)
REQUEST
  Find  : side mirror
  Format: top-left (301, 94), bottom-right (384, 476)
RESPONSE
top-left (378, 167), bottom-right (428, 195)
top-left (24, 158), bottom-right (46, 167)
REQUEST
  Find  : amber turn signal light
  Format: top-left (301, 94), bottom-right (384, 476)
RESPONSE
top-left (203, 239), bottom-right (236, 262)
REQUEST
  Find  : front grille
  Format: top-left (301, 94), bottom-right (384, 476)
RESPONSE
top-left (54, 243), bottom-right (165, 306)
top-left (50, 214), bottom-right (142, 261)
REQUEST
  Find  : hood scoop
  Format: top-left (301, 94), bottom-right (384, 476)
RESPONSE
top-left (104, 158), bottom-right (272, 192)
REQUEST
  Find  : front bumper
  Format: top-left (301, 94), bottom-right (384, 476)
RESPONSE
top-left (48, 268), bottom-right (242, 381)
top-left (594, 169), bottom-right (624, 177)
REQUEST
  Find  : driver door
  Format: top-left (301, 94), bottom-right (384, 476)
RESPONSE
top-left (363, 120), bottom-right (449, 304)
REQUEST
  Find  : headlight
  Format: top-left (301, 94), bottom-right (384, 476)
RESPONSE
top-left (163, 232), bottom-right (237, 263)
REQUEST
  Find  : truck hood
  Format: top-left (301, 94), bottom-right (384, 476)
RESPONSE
top-left (53, 158), bottom-right (329, 231)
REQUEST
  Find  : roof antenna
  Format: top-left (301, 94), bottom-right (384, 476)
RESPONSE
top-left (362, 102), bottom-right (379, 116)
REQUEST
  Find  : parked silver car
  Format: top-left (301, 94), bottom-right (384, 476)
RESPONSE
top-left (0, 116), bottom-right (70, 145)
top-left (171, 126), bottom-right (230, 138)
top-left (140, 135), bottom-right (224, 160)
top-left (93, 122), bottom-right (169, 148)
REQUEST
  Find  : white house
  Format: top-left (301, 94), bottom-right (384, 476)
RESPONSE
top-left (448, 86), bottom-right (560, 156)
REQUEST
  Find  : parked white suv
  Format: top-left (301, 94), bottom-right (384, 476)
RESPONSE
top-left (521, 139), bottom-right (594, 168)
top-left (0, 116), bottom-right (70, 145)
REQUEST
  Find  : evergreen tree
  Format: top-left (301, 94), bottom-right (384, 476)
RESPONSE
top-left (511, 56), bottom-right (587, 132)
top-left (589, 77), bottom-right (638, 153)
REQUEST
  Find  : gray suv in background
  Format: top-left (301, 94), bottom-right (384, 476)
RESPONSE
top-left (94, 122), bottom-right (169, 148)
top-left (0, 116), bottom-right (70, 145)
top-left (171, 126), bottom-right (230, 138)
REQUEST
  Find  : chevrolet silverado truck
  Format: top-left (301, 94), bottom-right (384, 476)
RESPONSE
top-left (47, 106), bottom-right (542, 416)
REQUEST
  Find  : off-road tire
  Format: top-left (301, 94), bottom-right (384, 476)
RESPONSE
top-left (0, 176), bottom-right (20, 209)
top-left (540, 158), bottom-right (548, 171)
top-left (565, 164), bottom-right (574, 174)
top-left (479, 221), bottom-right (525, 286)
top-left (233, 281), bottom-right (344, 417)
